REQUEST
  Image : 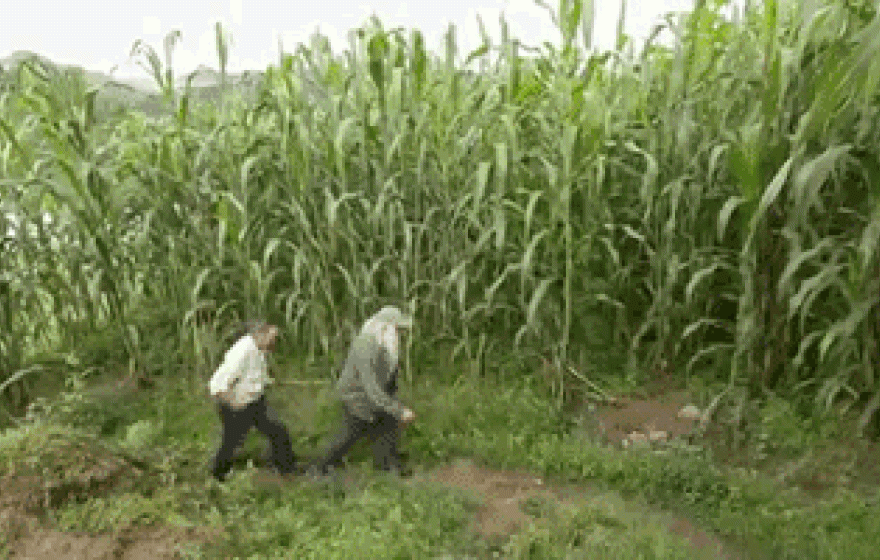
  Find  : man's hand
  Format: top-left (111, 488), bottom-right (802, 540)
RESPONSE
top-left (400, 408), bottom-right (416, 425)
top-left (211, 390), bottom-right (232, 405)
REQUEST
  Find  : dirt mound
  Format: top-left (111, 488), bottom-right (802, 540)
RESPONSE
top-left (0, 502), bottom-right (40, 547)
top-left (589, 387), bottom-right (880, 500)
top-left (7, 525), bottom-right (218, 560)
top-left (422, 458), bottom-right (572, 537)
top-left (418, 458), bottom-right (736, 559)
top-left (0, 432), bottom-right (146, 515)
top-left (0, 423), bottom-right (160, 556)
top-left (0, 447), bottom-right (143, 551)
top-left (7, 529), bottom-right (120, 559)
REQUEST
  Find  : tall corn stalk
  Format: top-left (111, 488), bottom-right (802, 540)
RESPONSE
top-left (2, 0), bottom-right (880, 432)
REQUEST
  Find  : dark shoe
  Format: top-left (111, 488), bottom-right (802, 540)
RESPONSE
top-left (304, 464), bottom-right (340, 490)
top-left (305, 463), bottom-right (330, 478)
top-left (271, 455), bottom-right (298, 476)
top-left (211, 469), bottom-right (229, 482)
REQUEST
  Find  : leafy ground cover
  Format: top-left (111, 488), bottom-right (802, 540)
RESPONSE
top-left (2, 361), bottom-right (878, 559)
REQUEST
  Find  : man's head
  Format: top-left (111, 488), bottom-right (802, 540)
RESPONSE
top-left (361, 306), bottom-right (413, 366)
top-left (251, 323), bottom-right (279, 353)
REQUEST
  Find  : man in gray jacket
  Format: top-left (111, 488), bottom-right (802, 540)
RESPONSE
top-left (314, 306), bottom-right (416, 476)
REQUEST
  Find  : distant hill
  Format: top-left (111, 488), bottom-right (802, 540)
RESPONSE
top-left (0, 50), bottom-right (265, 118)
top-left (0, 50), bottom-right (55, 70)
top-left (1, 50), bottom-right (153, 91)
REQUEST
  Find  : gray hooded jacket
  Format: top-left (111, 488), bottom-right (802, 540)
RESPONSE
top-left (335, 307), bottom-right (412, 421)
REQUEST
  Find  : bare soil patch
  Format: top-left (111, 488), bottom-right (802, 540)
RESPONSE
top-left (584, 383), bottom-right (880, 499)
top-left (1, 465), bottom-right (216, 559)
top-left (424, 458), bottom-right (563, 537)
top-left (417, 457), bottom-right (737, 559)
top-left (0, 435), bottom-right (145, 517)
top-left (1, 452), bottom-right (144, 556)
top-left (590, 386), bottom-right (870, 493)
top-left (0, 422), bottom-right (202, 559)
top-left (7, 525), bottom-right (218, 560)
top-left (587, 390), bottom-right (699, 446)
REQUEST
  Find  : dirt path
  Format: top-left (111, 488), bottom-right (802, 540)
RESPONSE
top-left (3, 457), bottom-right (739, 560)
top-left (5, 526), bottom-right (218, 560)
top-left (396, 388), bottom-right (744, 558)
top-left (411, 457), bottom-right (738, 560)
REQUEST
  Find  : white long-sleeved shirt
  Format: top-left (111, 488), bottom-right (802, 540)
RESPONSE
top-left (209, 334), bottom-right (273, 409)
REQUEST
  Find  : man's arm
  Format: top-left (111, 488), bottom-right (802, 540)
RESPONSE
top-left (209, 337), bottom-right (248, 396)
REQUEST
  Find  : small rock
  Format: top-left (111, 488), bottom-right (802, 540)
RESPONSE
top-left (625, 432), bottom-right (649, 447)
top-left (648, 430), bottom-right (668, 443)
top-left (678, 404), bottom-right (701, 420)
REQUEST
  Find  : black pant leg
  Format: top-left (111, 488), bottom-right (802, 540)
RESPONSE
top-left (253, 397), bottom-right (297, 474)
top-left (211, 402), bottom-right (256, 480)
top-left (371, 411), bottom-right (402, 471)
top-left (373, 370), bottom-right (402, 471)
top-left (317, 406), bottom-right (371, 473)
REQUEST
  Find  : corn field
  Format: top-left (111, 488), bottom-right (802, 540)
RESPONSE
top-left (1, 0), bottom-right (879, 431)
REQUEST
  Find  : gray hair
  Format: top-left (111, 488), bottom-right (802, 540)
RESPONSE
top-left (361, 306), bottom-right (413, 331)
top-left (360, 306), bottom-right (412, 369)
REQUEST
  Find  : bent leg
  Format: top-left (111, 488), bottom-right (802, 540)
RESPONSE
top-left (211, 403), bottom-right (255, 480)
top-left (317, 406), bottom-right (370, 474)
top-left (371, 411), bottom-right (402, 472)
top-left (253, 397), bottom-right (297, 474)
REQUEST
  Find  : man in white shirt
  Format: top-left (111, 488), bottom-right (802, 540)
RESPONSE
top-left (209, 323), bottom-right (297, 481)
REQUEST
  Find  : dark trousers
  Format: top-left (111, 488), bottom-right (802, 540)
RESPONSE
top-left (317, 406), bottom-right (402, 474)
top-left (211, 395), bottom-right (296, 480)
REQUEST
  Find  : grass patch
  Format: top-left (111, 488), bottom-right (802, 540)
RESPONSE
top-left (3, 363), bottom-right (880, 559)
top-left (503, 499), bottom-right (705, 560)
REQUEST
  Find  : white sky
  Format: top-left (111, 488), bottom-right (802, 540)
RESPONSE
top-left (1, 1), bottom-right (709, 80)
